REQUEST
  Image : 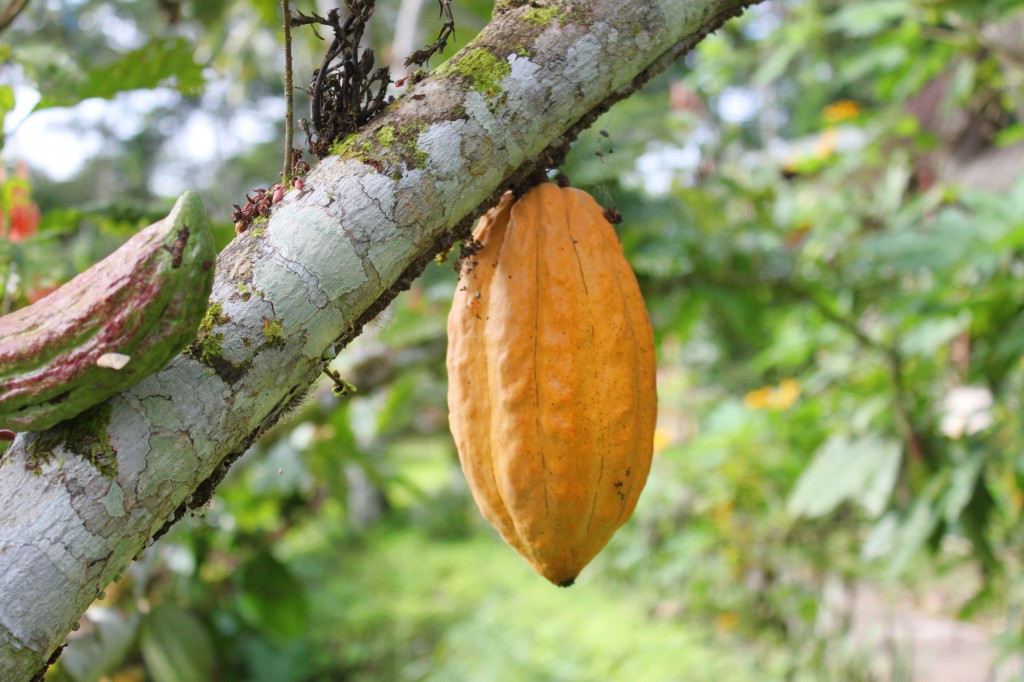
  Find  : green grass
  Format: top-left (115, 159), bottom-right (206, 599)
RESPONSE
top-left (296, 526), bottom-right (778, 682)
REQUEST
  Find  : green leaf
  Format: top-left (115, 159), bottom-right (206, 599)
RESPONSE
top-left (864, 223), bottom-right (970, 272)
top-left (829, 1), bottom-right (912, 38)
top-left (950, 59), bottom-right (977, 104)
top-left (787, 434), bottom-right (901, 518)
top-left (235, 552), bottom-right (311, 641)
top-left (12, 43), bottom-right (85, 106)
top-left (993, 124), bottom-right (1024, 148)
top-left (237, 637), bottom-right (316, 682)
top-left (140, 605), bottom-right (217, 682)
top-left (899, 314), bottom-right (970, 357)
top-left (863, 475), bottom-right (947, 573)
top-left (0, 85), bottom-right (13, 141)
top-left (752, 42), bottom-right (800, 87)
top-left (34, 38), bottom-right (205, 110)
top-left (839, 44), bottom-right (908, 84)
top-left (942, 457), bottom-right (984, 524)
top-left (251, 0), bottom-right (283, 25)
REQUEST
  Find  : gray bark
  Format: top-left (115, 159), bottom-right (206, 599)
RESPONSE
top-left (0, 0), bottom-right (757, 677)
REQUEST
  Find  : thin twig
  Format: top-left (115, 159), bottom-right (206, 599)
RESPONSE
top-left (281, 0), bottom-right (294, 181)
top-left (888, 347), bottom-right (926, 463)
top-left (391, 0), bottom-right (425, 78)
top-left (404, 0), bottom-right (454, 68)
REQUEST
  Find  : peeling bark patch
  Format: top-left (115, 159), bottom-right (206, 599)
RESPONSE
top-left (421, 121), bottom-right (470, 181)
top-left (184, 360), bottom-right (324, 517)
top-left (162, 227), bottom-right (190, 268)
top-left (265, 202), bottom-right (367, 300)
top-left (393, 169), bottom-right (439, 228)
top-left (360, 173), bottom-right (399, 224)
top-left (256, 251), bottom-right (329, 310)
top-left (99, 480), bottom-right (127, 519)
top-left (564, 32), bottom-right (608, 85)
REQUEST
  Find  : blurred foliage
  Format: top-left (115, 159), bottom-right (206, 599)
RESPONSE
top-left (3, 0), bottom-right (1024, 680)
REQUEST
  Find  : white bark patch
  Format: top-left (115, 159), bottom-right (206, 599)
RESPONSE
top-left (393, 168), bottom-right (437, 229)
top-left (462, 91), bottom-right (501, 137)
top-left (420, 120), bottom-right (471, 215)
top-left (215, 296), bottom-right (276, 367)
top-left (633, 23), bottom-right (656, 52)
top-left (135, 364), bottom-right (232, 448)
top-left (360, 172), bottom-right (398, 224)
top-left (104, 409), bottom-right (157, 496)
top-left (343, 180), bottom-right (396, 250)
top-left (139, 396), bottom-right (182, 431)
top-left (265, 202), bottom-right (366, 302)
top-left (564, 33), bottom-right (607, 86)
top-left (460, 92), bottom-right (513, 193)
top-left (136, 434), bottom-right (197, 499)
top-left (252, 258), bottom-right (323, 331)
top-left (0, 453), bottom-right (111, 647)
top-left (302, 306), bottom-right (348, 358)
top-left (99, 482), bottom-right (127, 519)
top-left (0, 543), bottom-right (73, 646)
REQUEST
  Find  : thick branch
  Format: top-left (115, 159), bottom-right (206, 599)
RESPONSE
top-left (0, 0), bottom-right (31, 35)
top-left (0, 0), bottom-right (758, 677)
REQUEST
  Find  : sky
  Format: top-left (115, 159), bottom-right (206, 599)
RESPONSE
top-left (5, 74), bottom-right (285, 193)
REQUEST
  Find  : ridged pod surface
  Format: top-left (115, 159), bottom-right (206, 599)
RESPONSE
top-left (447, 184), bottom-right (657, 586)
top-left (0, 191), bottom-right (215, 431)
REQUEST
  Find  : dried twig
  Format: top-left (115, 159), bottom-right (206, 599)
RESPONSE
top-left (404, 0), bottom-right (454, 68)
top-left (293, 3), bottom-right (391, 157)
top-left (293, 0), bottom-right (455, 157)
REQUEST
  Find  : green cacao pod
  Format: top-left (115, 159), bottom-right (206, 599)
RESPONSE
top-left (0, 191), bottom-right (215, 432)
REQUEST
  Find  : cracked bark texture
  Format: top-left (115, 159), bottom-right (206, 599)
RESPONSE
top-left (0, 0), bottom-right (757, 677)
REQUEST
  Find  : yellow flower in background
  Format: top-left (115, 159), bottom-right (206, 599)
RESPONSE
top-left (744, 379), bottom-right (801, 411)
top-left (814, 127), bottom-right (839, 159)
top-left (714, 611), bottom-right (740, 634)
top-left (823, 99), bottom-right (861, 124)
top-left (743, 387), bottom-right (772, 410)
top-left (775, 379), bottom-right (799, 407)
top-left (711, 500), bottom-right (735, 527)
top-left (652, 427), bottom-right (673, 453)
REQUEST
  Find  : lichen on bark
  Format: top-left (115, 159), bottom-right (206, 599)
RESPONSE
top-left (0, 2), bottom-right (763, 679)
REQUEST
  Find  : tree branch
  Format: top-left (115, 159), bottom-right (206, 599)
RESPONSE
top-left (282, 0), bottom-right (295, 181)
top-left (0, 1), bottom-right (760, 677)
top-left (0, 0), bottom-right (30, 35)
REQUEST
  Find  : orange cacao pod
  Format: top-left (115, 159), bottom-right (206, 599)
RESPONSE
top-left (446, 183), bottom-right (657, 586)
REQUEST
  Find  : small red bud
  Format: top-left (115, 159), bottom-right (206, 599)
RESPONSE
top-left (293, 178), bottom-right (304, 190)
top-left (0, 429), bottom-right (16, 441)
top-left (272, 187), bottom-right (284, 203)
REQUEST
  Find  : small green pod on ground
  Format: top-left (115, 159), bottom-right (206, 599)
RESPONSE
top-left (0, 191), bottom-right (216, 432)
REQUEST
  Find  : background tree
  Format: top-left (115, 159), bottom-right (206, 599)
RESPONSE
top-left (3, 1), bottom-right (1024, 681)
